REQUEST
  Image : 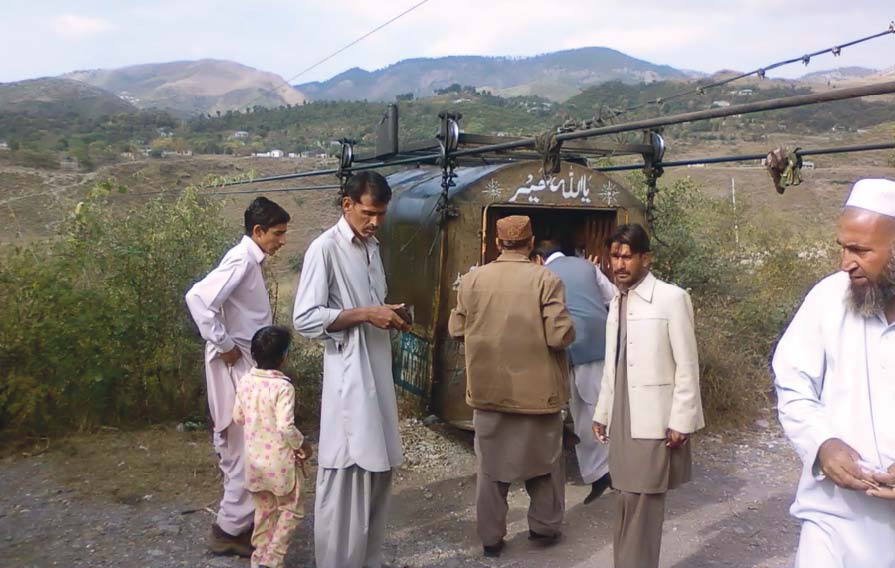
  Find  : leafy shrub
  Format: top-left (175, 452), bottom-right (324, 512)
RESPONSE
top-left (632, 176), bottom-right (837, 426)
top-left (0, 182), bottom-right (325, 435)
top-left (0, 184), bottom-right (232, 433)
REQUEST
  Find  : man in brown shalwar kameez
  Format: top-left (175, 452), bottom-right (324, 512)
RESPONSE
top-left (593, 224), bottom-right (705, 568)
top-left (448, 215), bottom-right (575, 558)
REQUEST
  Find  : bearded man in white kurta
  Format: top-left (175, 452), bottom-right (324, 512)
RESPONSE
top-left (293, 171), bottom-right (410, 568)
top-left (773, 178), bottom-right (895, 568)
top-left (185, 197), bottom-right (290, 557)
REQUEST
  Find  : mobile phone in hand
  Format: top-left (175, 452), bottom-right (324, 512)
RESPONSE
top-left (394, 305), bottom-right (413, 326)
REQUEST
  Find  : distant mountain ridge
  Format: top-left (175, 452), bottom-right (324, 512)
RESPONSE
top-left (799, 66), bottom-right (879, 84)
top-left (4, 50), bottom-right (890, 120)
top-left (296, 47), bottom-right (692, 102)
top-left (63, 59), bottom-right (306, 116)
top-left (0, 77), bottom-right (136, 117)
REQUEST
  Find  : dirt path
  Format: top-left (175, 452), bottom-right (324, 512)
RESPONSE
top-left (0, 420), bottom-right (800, 568)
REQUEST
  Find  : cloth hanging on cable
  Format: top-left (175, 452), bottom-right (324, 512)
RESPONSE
top-left (764, 147), bottom-right (803, 194)
top-left (535, 129), bottom-right (563, 176)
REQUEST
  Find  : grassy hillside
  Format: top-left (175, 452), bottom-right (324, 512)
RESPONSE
top-left (0, 77), bottom-right (135, 117)
top-left (2, 78), bottom-right (893, 174)
top-left (183, 94), bottom-right (558, 155)
top-left (0, 78), bottom-right (181, 170)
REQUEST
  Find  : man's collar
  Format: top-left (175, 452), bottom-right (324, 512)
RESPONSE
top-left (629, 271), bottom-right (657, 302)
top-left (242, 235), bottom-right (266, 264)
top-left (336, 215), bottom-right (378, 246)
top-left (496, 251), bottom-right (531, 263)
top-left (545, 251), bottom-right (565, 265)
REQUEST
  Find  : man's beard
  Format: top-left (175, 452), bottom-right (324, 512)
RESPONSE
top-left (847, 252), bottom-right (895, 317)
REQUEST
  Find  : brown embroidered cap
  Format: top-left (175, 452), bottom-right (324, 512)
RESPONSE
top-left (496, 215), bottom-right (533, 241)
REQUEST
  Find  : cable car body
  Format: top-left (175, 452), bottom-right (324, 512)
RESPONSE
top-left (380, 159), bottom-right (646, 428)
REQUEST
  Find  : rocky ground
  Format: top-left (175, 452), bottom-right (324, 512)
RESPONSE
top-left (1, 417), bottom-right (801, 568)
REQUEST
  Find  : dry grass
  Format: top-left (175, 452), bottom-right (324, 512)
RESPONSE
top-left (21, 426), bottom-right (221, 507)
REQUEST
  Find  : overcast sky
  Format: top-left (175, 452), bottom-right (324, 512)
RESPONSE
top-left (1, 0), bottom-right (893, 84)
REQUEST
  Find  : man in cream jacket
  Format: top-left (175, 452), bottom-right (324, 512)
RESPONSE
top-left (592, 223), bottom-right (704, 568)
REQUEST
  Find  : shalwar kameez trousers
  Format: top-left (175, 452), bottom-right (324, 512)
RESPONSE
top-left (474, 410), bottom-right (565, 547)
top-left (609, 292), bottom-right (691, 568)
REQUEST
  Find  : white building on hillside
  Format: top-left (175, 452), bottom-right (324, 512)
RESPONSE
top-left (253, 149), bottom-right (285, 158)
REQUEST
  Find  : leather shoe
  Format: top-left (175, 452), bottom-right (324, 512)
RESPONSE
top-left (483, 538), bottom-right (505, 558)
top-left (208, 523), bottom-right (254, 558)
top-left (583, 473), bottom-right (612, 505)
top-left (528, 530), bottom-right (561, 546)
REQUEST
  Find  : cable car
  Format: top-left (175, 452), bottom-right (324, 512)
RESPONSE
top-left (380, 159), bottom-right (647, 427)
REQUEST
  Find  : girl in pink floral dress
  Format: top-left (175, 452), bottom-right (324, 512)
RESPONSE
top-left (233, 325), bottom-right (312, 568)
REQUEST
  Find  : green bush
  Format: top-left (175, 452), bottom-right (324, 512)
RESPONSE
top-left (0, 182), bottom-right (326, 435)
top-left (632, 176), bottom-right (837, 426)
top-left (0, 184), bottom-right (233, 433)
top-left (13, 148), bottom-right (59, 170)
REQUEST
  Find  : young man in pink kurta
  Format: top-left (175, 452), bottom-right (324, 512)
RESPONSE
top-left (233, 326), bottom-right (312, 568)
top-left (185, 197), bottom-right (290, 557)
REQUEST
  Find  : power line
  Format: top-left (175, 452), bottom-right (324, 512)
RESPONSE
top-left (604, 22), bottom-right (895, 120)
top-left (288, 0), bottom-right (431, 85)
top-left (118, 183), bottom-right (342, 198)
top-left (125, 142), bottom-right (895, 198)
top-left (274, 0), bottom-right (432, 95)
top-left (595, 142), bottom-right (895, 172)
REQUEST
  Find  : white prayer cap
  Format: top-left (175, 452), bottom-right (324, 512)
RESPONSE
top-left (845, 178), bottom-right (895, 217)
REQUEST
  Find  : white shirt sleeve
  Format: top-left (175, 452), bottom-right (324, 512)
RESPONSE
top-left (593, 264), bottom-right (617, 305)
top-left (293, 239), bottom-right (345, 344)
top-left (773, 287), bottom-right (835, 475)
top-left (185, 255), bottom-right (250, 353)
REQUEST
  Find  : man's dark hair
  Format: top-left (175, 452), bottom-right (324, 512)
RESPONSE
top-left (343, 171), bottom-right (392, 205)
top-left (251, 325), bottom-right (292, 370)
top-left (244, 197), bottom-right (290, 235)
top-left (606, 223), bottom-right (651, 254)
top-left (534, 237), bottom-right (563, 259)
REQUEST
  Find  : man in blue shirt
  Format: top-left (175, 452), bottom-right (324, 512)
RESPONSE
top-left (537, 237), bottom-right (616, 504)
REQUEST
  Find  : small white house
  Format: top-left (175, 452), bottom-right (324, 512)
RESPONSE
top-left (712, 100), bottom-right (731, 108)
top-left (253, 149), bottom-right (285, 158)
top-left (0, 141), bottom-right (8, 150)
top-left (232, 131), bottom-right (249, 139)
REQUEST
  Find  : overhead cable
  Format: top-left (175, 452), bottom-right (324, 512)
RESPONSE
top-left (100, 142), bottom-right (895, 200)
top-left (272, 0), bottom-right (432, 94)
top-left (595, 142), bottom-right (895, 172)
top-left (606, 22), bottom-right (895, 120)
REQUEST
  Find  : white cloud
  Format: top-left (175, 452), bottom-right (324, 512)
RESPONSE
top-left (51, 13), bottom-right (115, 39)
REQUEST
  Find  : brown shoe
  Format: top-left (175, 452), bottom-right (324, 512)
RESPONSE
top-left (208, 523), bottom-right (254, 557)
